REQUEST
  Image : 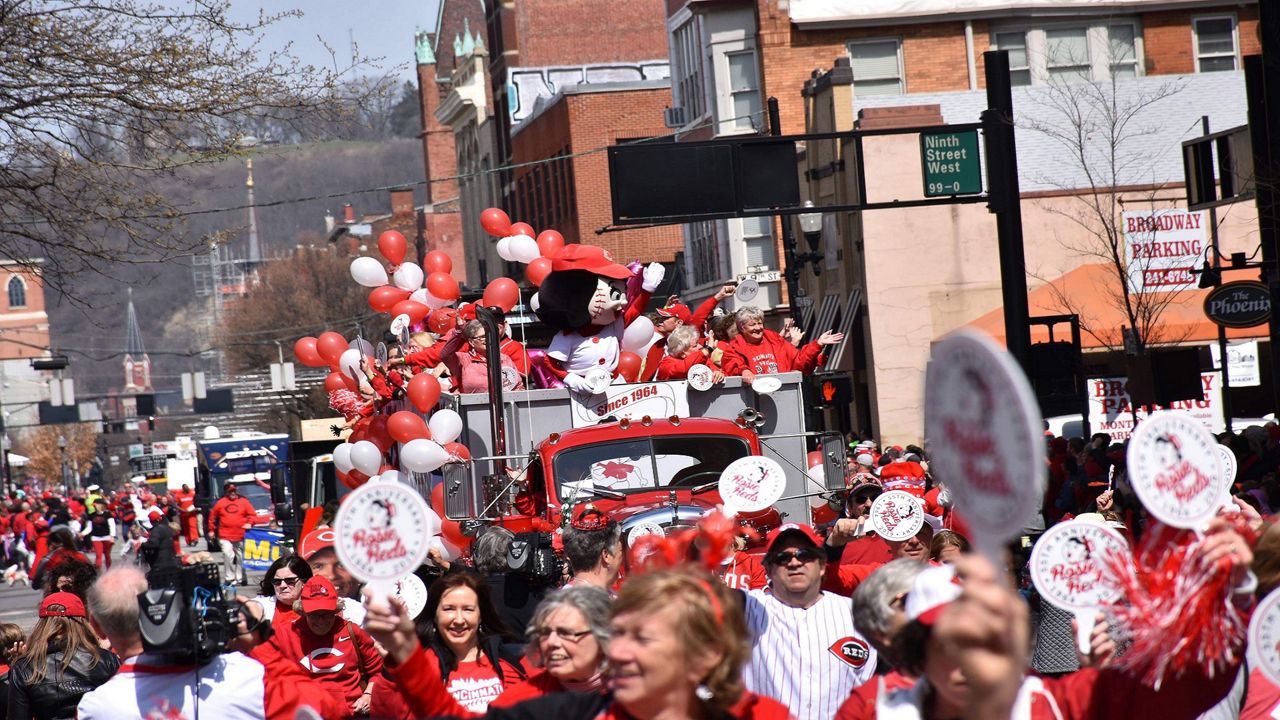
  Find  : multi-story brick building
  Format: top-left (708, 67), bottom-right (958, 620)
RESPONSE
top-left (0, 261), bottom-right (54, 428)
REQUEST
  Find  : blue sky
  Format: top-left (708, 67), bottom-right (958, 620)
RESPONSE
top-left (228, 1), bottom-right (443, 81)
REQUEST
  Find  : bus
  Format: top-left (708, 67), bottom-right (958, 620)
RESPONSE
top-left (194, 431), bottom-right (292, 520)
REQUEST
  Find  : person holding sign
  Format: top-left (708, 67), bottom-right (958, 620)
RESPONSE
top-left (721, 307), bottom-right (842, 385)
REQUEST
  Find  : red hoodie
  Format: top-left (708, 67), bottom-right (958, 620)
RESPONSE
top-left (721, 330), bottom-right (823, 376)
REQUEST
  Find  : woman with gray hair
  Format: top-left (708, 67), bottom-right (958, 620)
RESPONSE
top-left (657, 324), bottom-right (724, 382)
top-left (722, 306), bottom-right (843, 385)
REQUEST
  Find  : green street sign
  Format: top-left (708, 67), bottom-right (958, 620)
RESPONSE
top-left (920, 129), bottom-right (983, 197)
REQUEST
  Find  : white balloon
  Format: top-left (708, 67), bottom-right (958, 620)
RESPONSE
top-left (423, 292), bottom-right (450, 310)
top-left (332, 443), bottom-right (354, 474)
top-left (529, 292), bottom-right (540, 312)
top-left (350, 256), bottom-right (388, 287)
top-left (338, 348), bottom-right (364, 379)
top-left (379, 469), bottom-right (407, 485)
top-left (401, 438), bottom-right (449, 473)
top-left (428, 409), bottom-right (463, 444)
top-left (509, 234), bottom-right (540, 264)
top-left (426, 535), bottom-right (456, 565)
top-left (423, 505), bottom-right (442, 537)
top-left (496, 236), bottom-right (516, 262)
top-left (621, 316), bottom-right (656, 352)
top-left (393, 262), bottom-right (425, 292)
top-left (348, 337), bottom-right (374, 357)
top-left (349, 440), bottom-right (383, 477)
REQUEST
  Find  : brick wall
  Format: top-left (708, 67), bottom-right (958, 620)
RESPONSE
top-left (515, 0), bottom-right (669, 68)
top-left (418, 62), bottom-right (460, 203)
top-left (510, 86), bottom-right (683, 265)
top-left (1144, 5), bottom-right (1259, 75)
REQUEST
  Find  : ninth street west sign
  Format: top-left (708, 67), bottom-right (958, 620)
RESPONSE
top-left (920, 129), bottom-right (983, 198)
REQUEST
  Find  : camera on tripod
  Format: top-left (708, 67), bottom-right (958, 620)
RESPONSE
top-left (138, 563), bottom-right (236, 663)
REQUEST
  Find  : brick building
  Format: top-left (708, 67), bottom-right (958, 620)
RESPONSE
top-left (0, 261), bottom-right (54, 428)
top-left (509, 82), bottom-right (684, 266)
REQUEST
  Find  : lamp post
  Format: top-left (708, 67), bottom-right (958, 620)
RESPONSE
top-left (797, 201), bottom-right (824, 278)
top-left (57, 434), bottom-right (67, 492)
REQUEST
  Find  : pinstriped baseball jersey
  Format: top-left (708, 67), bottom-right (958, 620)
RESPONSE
top-left (743, 590), bottom-right (876, 720)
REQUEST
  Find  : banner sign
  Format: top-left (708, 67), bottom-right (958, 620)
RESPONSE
top-left (570, 380), bottom-right (690, 428)
top-left (243, 528), bottom-right (285, 572)
top-left (1210, 340), bottom-right (1261, 387)
top-left (1123, 209), bottom-right (1206, 293)
top-left (1088, 372), bottom-right (1223, 442)
top-left (1203, 281), bottom-right (1271, 328)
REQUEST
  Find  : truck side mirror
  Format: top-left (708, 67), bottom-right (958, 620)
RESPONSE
top-left (269, 467), bottom-right (288, 505)
top-left (273, 502), bottom-right (293, 521)
top-left (818, 432), bottom-right (847, 492)
top-left (442, 461), bottom-right (480, 520)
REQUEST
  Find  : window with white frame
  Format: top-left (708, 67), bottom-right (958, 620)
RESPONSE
top-left (688, 220), bottom-right (721, 286)
top-left (1193, 16), bottom-right (1238, 72)
top-left (740, 216), bottom-right (775, 270)
top-left (846, 39), bottom-right (903, 96)
top-left (726, 50), bottom-right (761, 130)
top-left (992, 20), bottom-right (1141, 86)
top-left (671, 17), bottom-right (707, 121)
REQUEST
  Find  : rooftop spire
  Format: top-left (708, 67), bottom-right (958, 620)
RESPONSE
top-left (123, 288), bottom-right (152, 392)
top-left (246, 158), bottom-right (261, 264)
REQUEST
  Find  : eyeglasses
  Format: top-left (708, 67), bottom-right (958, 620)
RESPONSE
top-left (767, 548), bottom-right (821, 566)
top-left (532, 626), bottom-right (593, 643)
top-left (272, 576), bottom-right (301, 587)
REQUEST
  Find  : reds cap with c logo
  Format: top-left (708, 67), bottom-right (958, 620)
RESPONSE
top-left (300, 528), bottom-right (337, 560)
top-left (550, 245), bottom-right (631, 280)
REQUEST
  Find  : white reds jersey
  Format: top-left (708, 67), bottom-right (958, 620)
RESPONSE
top-left (743, 589), bottom-right (877, 720)
top-left (547, 318), bottom-right (623, 374)
top-left (76, 652), bottom-right (267, 719)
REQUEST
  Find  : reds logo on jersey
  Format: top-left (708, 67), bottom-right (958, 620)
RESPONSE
top-left (300, 646), bottom-right (346, 673)
top-left (829, 636), bottom-right (870, 669)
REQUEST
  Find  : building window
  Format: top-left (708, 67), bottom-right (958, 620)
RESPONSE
top-left (689, 220), bottom-right (720, 286)
top-left (671, 17), bottom-right (707, 121)
top-left (1193, 16), bottom-right (1237, 72)
top-left (726, 50), bottom-right (761, 130)
top-left (992, 20), bottom-right (1142, 86)
top-left (847, 39), bottom-right (904, 96)
top-left (7, 277), bottom-right (25, 309)
top-left (740, 216), bottom-right (775, 270)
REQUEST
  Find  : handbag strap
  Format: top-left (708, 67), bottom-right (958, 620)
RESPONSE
top-left (345, 621), bottom-right (371, 688)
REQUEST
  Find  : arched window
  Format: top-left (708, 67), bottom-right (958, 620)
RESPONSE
top-left (7, 277), bottom-right (25, 309)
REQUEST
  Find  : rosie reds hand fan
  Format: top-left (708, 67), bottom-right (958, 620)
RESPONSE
top-left (334, 482), bottom-right (434, 603)
top-left (1030, 520), bottom-right (1128, 653)
top-left (869, 491), bottom-right (924, 542)
top-left (925, 329), bottom-right (1045, 560)
top-left (1126, 411), bottom-right (1221, 529)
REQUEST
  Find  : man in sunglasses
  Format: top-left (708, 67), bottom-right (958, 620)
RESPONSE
top-left (742, 523), bottom-right (877, 720)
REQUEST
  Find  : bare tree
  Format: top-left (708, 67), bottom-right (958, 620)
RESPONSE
top-left (0, 1), bottom-right (377, 301)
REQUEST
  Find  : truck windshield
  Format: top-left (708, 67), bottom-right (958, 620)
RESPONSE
top-left (554, 434), bottom-right (751, 500)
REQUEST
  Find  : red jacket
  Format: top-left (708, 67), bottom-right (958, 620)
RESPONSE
top-left (657, 348), bottom-right (708, 381)
top-left (268, 616), bottom-right (384, 715)
top-left (208, 495), bottom-right (258, 543)
top-left (500, 337), bottom-right (531, 375)
top-left (250, 640), bottom-right (351, 719)
top-left (721, 330), bottom-right (823, 376)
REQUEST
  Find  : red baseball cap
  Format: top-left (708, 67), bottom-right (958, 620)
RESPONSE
top-left (148, 509), bottom-right (163, 522)
top-left (765, 523), bottom-right (823, 554)
top-left (300, 576), bottom-right (338, 614)
top-left (299, 528), bottom-right (336, 560)
top-left (550, 244), bottom-right (631, 280)
top-left (657, 303), bottom-right (692, 323)
top-left (40, 592), bottom-right (86, 618)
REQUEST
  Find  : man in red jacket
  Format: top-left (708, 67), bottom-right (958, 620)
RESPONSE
top-left (172, 483), bottom-right (199, 546)
top-left (721, 306), bottom-right (843, 384)
top-left (208, 483), bottom-right (256, 585)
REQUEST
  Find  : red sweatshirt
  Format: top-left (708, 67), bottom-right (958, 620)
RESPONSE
top-left (268, 616), bottom-right (384, 714)
top-left (657, 348), bottom-right (709, 381)
top-left (721, 330), bottom-right (823, 376)
top-left (207, 496), bottom-right (258, 543)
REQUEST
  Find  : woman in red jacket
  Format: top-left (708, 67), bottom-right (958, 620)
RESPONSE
top-left (721, 307), bottom-right (842, 385)
top-left (367, 568), bottom-right (792, 720)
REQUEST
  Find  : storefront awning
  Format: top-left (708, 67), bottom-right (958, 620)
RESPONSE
top-left (968, 263), bottom-right (1268, 349)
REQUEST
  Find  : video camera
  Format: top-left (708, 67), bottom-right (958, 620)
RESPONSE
top-left (138, 563), bottom-right (237, 664)
top-left (506, 531), bottom-right (562, 584)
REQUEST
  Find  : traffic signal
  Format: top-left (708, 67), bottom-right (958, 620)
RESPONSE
top-left (812, 373), bottom-right (852, 408)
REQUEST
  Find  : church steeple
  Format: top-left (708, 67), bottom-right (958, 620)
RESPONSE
top-left (123, 288), bottom-right (151, 392)
top-left (246, 158), bottom-right (261, 265)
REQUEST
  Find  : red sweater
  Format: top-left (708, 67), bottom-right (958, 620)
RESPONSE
top-left (268, 617), bottom-right (384, 714)
top-left (207, 496), bottom-right (258, 542)
top-left (657, 348), bottom-right (709, 381)
top-left (249, 641), bottom-right (352, 719)
top-left (721, 330), bottom-right (823, 376)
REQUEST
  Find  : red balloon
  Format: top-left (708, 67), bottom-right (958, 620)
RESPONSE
top-left (337, 470), bottom-right (361, 490)
top-left (293, 337), bottom-right (325, 367)
top-left (430, 484), bottom-right (469, 547)
top-left (391, 299), bottom-right (430, 325)
top-left (615, 351), bottom-right (642, 383)
top-left (423, 250), bottom-right (453, 274)
top-left (811, 503), bottom-right (838, 525)
top-left (408, 373), bottom-right (442, 412)
top-left (378, 230), bottom-right (408, 265)
top-left (525, 257), bottom-right (552, 286)
top-left (368, 415), bottom-right (394, 455)
top-left (316, 332), bottom-right (348, 365)
top-left (806, 450), bottom-right (824, 469)
top-left (369, 285), bottom-right (411, 313)
top-left (387, 411), bottom-right (431, 443)
top-left (480, 207), bottom-right (512, 237)
top-left (481, 277), bottom-right (520, 312)
top-left (536, 230), bottom-right (565, 258)
top-left (509, 222), bottom-right (535, 238)
top-left (431, 483), bottom-right (446, 515)
top-left (426, 272), bottom-right (461, 301)
top-left (324, 371), bottom-right (348, 393)
top-left (428, 308), bottom-right (457, 334)
top-left (443, 442), bottom-right (471, 461)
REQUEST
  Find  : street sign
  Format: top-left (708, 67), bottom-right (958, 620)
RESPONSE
top-left (736, 270), bottom-right (781, 283)
top-left (920, 130), bottom-right (983, 197)
top-left (1204, 280), bottom-right (1272, 328)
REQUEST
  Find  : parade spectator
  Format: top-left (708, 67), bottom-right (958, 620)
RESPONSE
top-left (849, 559), bottom-right (928, 667)
top-left (208, 483), bottom-right (255, 585)
top-left (139, 509), bottom-right (179, 573)
top-left (9, 592), bottom-right (120, 719)
top-left (299, 527), bottom-right (366, 623)
top-left (706, 312), bottom-right (738, 369)
top-left (77, 500), bottom-right (114, 570)
top-left (496, 318), bottom-right (531, 377)
top-left (641, 286), bottom-right (735, 381)
top-left (269, 576), bottom-right (382, 717)
top-left (561, 506), bottom-right (623, 591)
top-left (84, 566), bottom-right (147, 661)
top-left (743, 524), bottom-right (877, 720)
top-left (249, 554), bottom-right (312, 629)
top-left (472, 527), bottom-right (547, 638)
top-left (31, 529), bottom-right (89, 595)
top-left (418, 571), bottom-right (525, 712)
top-left (0, 621), bottom-right (22, 714)
top-left (826, 482), bottom-right (893, 566)
top-left (721, 306), bottom-right (842, 384)
top-left (82, 486), bottom-right (103, 516)
top-left (928, 530), bottom-right (969, 564)
top-left (171, 484), bottom-right (199, 546)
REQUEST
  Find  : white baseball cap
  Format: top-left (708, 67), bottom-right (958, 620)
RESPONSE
top-left (904, 564), bottom-right (962, 626)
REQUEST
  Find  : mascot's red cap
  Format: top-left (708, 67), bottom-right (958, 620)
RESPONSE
top-left (552, 245), bottom-right (631, 280)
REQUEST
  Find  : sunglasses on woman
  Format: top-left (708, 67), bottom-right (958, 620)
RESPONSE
top-left (272, 576), bottom-right (301, 587)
